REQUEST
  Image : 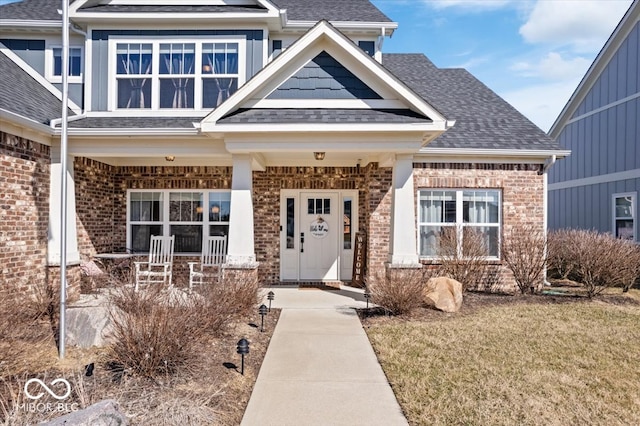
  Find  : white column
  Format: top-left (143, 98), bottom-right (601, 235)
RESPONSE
top-left (227, 154), bottom-right (257, 265)
top-left (388, 154), bottom-right (420, 265)
top-left (48, 145), bottom-right (80, 265)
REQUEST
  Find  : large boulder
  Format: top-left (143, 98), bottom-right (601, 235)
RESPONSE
top-left (43, 399), bottom-right (128, 425)
top-left (423, 277), bottom-right (463, 313)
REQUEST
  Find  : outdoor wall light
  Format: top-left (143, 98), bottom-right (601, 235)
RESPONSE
top-left (267, 291), bottom-right (275, 312)
top-left (165, 155), bottom-right (175, 162)
top-left (313, 152), bottom-right (325, 161)
top-left (258, 304), bottom-right (268, 332)
top-left (236, 338), bottom-right (250, 375)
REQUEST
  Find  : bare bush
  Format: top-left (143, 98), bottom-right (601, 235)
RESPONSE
top-left (438, 227), bottom-right (488, 291)
top-left (501, 225), bottom-right (547, 294)
top-left (547, 228), bottom-right (640, 298)
top-left (108, 273), bottom-right (262, 378)
top-left (368, 268), bottom-right (429, 315)
top-left (547, 229), bottom-right (580, 280)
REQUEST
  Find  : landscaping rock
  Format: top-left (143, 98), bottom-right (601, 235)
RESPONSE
top-left (43, 399), bottom-right (128, 425)
top-left (66, 304), bottom-right (113, 348)
top-left (423, 277), bottom-right (463, 313)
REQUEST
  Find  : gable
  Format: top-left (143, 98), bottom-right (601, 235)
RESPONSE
top-left (268, 51), bottom-right (382, 100)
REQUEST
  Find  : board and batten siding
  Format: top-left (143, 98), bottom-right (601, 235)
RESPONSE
top-left (548, 21), bottom-right (639, 241)
top-left (90, 29), bottom-right (264, 112)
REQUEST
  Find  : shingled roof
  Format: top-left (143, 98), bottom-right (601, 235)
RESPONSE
top-left (272, 0), bottom-right (392, 22)
top-left (382, 53), bottom-right (564, 151)
top-left (0, 0), bottom-right (392, 23)
top-left (0, 52), bottom-right (73, 126)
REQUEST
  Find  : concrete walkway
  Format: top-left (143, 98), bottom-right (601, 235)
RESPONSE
top-left (241, 286), bottom-right (408, 426)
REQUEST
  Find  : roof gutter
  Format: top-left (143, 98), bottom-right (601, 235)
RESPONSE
top-left (0, 19), bottom-right (61, 28)
top-left (284, 20), bottom-right (398, 35)
top-left (419, 147), bottom-right (571, 158)
top-left (0, 109), bottom-right (55, 135)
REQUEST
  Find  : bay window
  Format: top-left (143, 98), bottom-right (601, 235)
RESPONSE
top-left (128, 190), bottom-right (230, 254)
top-left (112, 38), bottom-right (244, 111)
top-left (419, 189), bottom-right (501, 258)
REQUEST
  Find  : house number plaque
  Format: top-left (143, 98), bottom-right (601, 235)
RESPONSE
top-left (310, 217), bottom-right (329, 239)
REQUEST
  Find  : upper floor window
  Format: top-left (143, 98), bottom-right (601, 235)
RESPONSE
top-left (111, 38), bottom-right (245, 111)
top-left (46, 46), bottom-right (83, 83)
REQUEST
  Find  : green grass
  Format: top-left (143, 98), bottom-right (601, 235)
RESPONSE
top-left (366, 297), bottom-right (640, 425)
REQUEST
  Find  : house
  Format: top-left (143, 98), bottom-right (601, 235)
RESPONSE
top-left (0, 0), bottom-right (568, 295)
top-left (548, 0), bottom-right (639, 242)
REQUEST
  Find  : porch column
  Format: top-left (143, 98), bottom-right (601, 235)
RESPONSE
top-left (388, 154), bottom-right (420, 265)
top-left (48, 146), bottom-right (80, 265)
top-left (227, 154), bottom-right (257, 265)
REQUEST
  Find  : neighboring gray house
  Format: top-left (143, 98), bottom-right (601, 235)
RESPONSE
top-left (548, 0), bottom-right (639, 242)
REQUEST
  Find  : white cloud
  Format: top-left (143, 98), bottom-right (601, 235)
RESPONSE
top-left (520, 0), bottom-right (633, 53)
top-left (501, 78), bottom-right (582, 132)
top-left (510, 52), bottom-right (592, 81)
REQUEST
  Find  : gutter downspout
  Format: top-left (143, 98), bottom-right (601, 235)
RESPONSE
top-left (542, 155), bottom-right (557, 286)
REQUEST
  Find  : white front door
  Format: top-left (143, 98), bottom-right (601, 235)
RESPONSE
top-left (280, 190), bottom-right (357, 281)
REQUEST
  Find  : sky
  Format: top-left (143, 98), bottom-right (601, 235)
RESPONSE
top-left (0, 0), bottom-right (634, 131)
top-left (371, 0), bottom-right (634, 131)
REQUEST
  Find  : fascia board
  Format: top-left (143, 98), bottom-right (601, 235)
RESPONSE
top-left (0, 109), bottom-right (55, 137)
top-left (202, 20), bottom-right (446, 126)
top-left (284, 20), bottom-right (398, 35)
top-left (60, 128), bottom-right (200, 137)
top-left (0, 20), bottom-right (61, 28)
top-left (418, 147), bottom-right (572, 160)
top-left (71, 11), bottom-right (280, 21)
top-left (201, 122), bottom-right (446, 133)
top-left (68, 137), bottom-right (227, 157)
top-left (548, 1), bottom-right (639, 139)
top-left (0, 45), bottom-right (83, 114)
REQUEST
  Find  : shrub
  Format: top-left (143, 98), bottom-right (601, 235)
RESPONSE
top-left (437, 227), bottom-right (488, 291)
top-left (547, 229), bottom-right (640, 297)
top-left (501, 225), bottom-right (547, 294)
top-left (368, 268), bottom-right (428, 315)
top-left (108, 275), bottom-right (261, 378)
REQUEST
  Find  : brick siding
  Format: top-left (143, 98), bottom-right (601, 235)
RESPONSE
top-left (0, 132), bottom-right (51, 296)
top-left (413, 162), bottom-right (545, 291)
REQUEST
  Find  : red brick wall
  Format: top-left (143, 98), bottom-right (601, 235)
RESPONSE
top-left (75, 158), bottom-right (117, 257)
top-left (364, 164), bottom-right (393, 278)
top-left (0, 132), bottom-right (50, 295)
top-left (413, 162), bottom-right (545, 291)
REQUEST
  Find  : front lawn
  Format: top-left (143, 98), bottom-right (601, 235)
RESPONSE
top-left (365, 291), bottom-right (640, 425)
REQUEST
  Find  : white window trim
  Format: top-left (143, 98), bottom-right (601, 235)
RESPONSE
top-left (417, 188), bottom-right (502, 260)
top-left (45, 45), bottom-right (84, 83)
top-left (108, 36), bottom-right (246, 113)
top-left (126, 189), bottom-right (231, 255)
top-left (612, 191), bottom-right (637, 242)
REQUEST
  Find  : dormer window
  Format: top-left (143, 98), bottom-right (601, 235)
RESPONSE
top-left (110, 37), bottom-right (245, 111)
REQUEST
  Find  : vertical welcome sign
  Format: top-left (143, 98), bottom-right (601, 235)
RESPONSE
top-left (351, 232), bottom-right (367, 287)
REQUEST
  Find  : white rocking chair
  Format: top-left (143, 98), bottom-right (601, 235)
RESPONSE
top-left (134, 235), bottom-right (175, 291)
top-left (188, 236), bottom-right (227, 290)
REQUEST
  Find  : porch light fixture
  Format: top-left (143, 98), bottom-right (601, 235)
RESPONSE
top-left (313, 152), bottom-right (325, 161)
top-left (165, 155), bottom-right (176, 162)
top-left (236, 338), bottom-right (249, 375)
top-left (258, 304), bottom-right (268, 332)
top-left (267, 291), bottom-right (275, 312)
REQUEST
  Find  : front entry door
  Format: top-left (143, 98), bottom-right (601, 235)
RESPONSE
top-left (300, 192), bottom-right (339, 280)
top-left (280, 190), bottom-right (357, 282)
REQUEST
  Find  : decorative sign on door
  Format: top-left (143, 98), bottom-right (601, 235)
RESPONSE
top-left (310, 217), bottom-right (329, 239)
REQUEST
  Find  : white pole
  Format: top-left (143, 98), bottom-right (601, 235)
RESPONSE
top-left (59, 0), bottom-right (70, 359)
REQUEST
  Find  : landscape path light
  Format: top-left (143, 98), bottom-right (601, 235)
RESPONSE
top-left (236, 338), bottom-right (249, 375)
top-left (258, 304), bottom-right (268, 332)
top-left (364, 290), bottom-right (371, 310)
top-left (267, 291), bottom-right (275, 312)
